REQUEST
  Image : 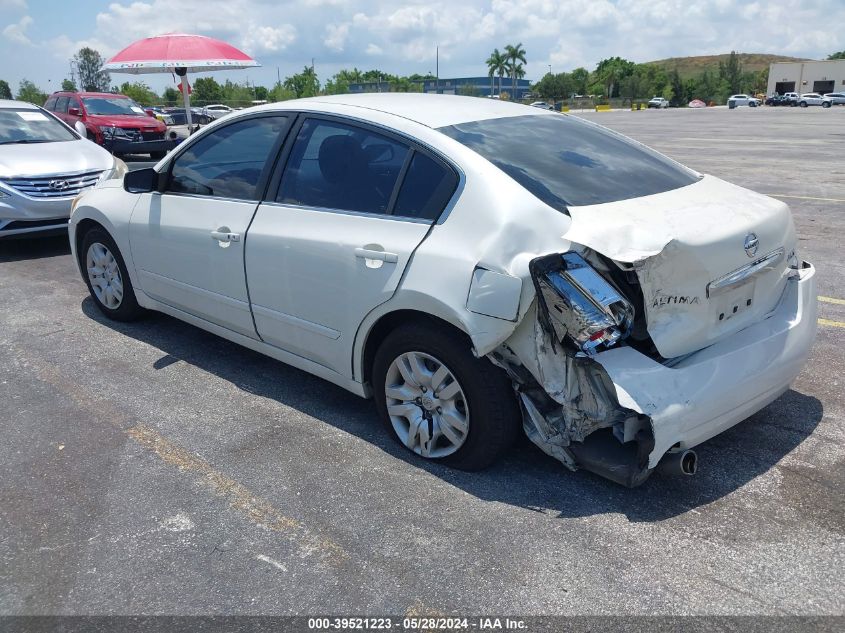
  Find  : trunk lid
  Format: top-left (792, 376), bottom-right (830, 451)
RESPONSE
top-left (563, 175), bottom-right (796, 358)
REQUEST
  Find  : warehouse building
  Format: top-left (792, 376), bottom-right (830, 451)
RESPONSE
top-left (767, 59), bottom-right (845, 95)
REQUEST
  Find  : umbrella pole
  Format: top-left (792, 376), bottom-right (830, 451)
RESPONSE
top-left (181, 74), bottom-right (193, 134)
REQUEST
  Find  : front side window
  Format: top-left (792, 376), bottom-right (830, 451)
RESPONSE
top-left (167, 116), bottom-right (288, 200)
top-left (0, 108), bottom-right (77, 144)
top-left (278, 118), bottom-right (409, 214)
top-left (438, 114), bottom-right (699, 210)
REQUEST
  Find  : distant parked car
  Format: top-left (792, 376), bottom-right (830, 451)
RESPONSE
top-left (44, 91), bottom-right (170, 158)
top-left (202, 104), bottom-right (234, 119)
top-left (824, 92), bottom-right (845, 106)
top-left (728, 94), bottom-right (759, 107)
top-left (647, 97), bottom-right (669, 109)
top-left (782, 92), bottom-right (800, 106)
top-left (161, 108), bottom-right (213, 126)
top-left (798, 93), bottom-right (826, 107)
top-left (0, 99), bottom-right (121, 238)
top-left (687, 99), bottom-right (706, 108)
top-left (765, 94), bottom-right (792, 106)
top-left (529, 101), bottom-right (554, 110)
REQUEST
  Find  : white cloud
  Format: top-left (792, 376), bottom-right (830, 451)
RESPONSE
top-left (365, 43), bottom-right (383, 56)
top-left (324, 23), bottom-right (350, 52)
top-left (0, 0), bottom-right (27, 10)
top-left (1, 13), bottom-right (31, 45)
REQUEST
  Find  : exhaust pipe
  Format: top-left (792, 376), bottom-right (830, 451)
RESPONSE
top-left (657, 449), bottom-right (698, 476)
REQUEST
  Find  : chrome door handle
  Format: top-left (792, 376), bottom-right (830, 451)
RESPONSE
top-left (211, 230), bottom-right (240, 242)
top-left (355, 248), bottom-right (398, 263)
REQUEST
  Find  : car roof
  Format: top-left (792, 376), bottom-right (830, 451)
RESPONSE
top-left (0, 99), bottom-right (39, 109)
top-left (250, 93), bottom-right (551, 128)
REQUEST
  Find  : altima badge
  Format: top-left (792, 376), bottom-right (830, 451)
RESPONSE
top-left (744, 233), bottom-right (759, 257)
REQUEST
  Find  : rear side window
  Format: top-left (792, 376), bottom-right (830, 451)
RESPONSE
top-left (438, 114), bottom-right (699, 210)
top-left (44, 97), bottom-right (57, 110)
top-left (278, 118), bottom-right (409, 215)
top-left (167, 116), bottom-right (288, 200)
top-left (393, 152), bottom-right (458, 220)
top-left (54, 97), bottom-right (69, 113)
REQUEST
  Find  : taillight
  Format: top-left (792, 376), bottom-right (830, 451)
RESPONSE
top-left (530, 252), bottom-right (634, 355)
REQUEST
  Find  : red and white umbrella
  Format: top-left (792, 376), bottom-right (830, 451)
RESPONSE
top-left (104, 33), bottom-right (260, 130)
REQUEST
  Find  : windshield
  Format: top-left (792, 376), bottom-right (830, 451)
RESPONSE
top-left (0, 108), bottom-right (76, 144)
top-left (82, 97), bottom-right (146, 116)
top-left (438, 114), bottom-right (699, 209)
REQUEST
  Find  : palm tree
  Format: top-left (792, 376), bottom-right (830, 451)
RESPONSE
top-left (504, 43), bottom-right (527, 97)
top-left (485, 48), bottom-right (506, 97)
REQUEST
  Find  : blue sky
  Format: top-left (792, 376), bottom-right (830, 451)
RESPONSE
top-left (1, 0), bottom-right (842, 94)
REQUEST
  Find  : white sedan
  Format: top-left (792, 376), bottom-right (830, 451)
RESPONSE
top-left (69, 95), bottom-right (817, 486)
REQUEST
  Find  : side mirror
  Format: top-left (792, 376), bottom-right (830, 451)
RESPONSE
top-left (68, 107), bottom-right (80, 117)
top-left (124, 168), bottom-right (160, 193)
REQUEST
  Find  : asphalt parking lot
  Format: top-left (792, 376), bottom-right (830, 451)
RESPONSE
top-left (1, 107), bottom-right (843, 616)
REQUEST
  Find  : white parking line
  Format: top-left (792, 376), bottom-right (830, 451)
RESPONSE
top-left (767, 194), bottom-right (845, 203)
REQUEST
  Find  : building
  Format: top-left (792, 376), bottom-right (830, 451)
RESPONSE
top-left (767, 60), bottom-right (845, 95)
top-left (423, 76), bottom-right (531, 99)
top-left (347, 76), bottom-right (532, 99)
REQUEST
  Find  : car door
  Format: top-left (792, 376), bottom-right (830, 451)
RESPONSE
top-left (245, 115), bottom-right (459, 375)
top-left (128, 114), bottom-right (291, 337)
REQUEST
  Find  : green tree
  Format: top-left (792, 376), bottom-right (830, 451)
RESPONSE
top-left (73, 47), bottom-right (110, 91)
top-left (828, 51), bottom-right (845, 60)
top-left (284, 66), bottom-right (320, 98)
top-left (193, 77), bottom-right (223, 105)
top-left (718, 51), bottom-right (743, 94)
top-left (485, 48), bottom-right (507, 96)
top-left (162, 87), bottom-right (180, 106)
top-left (118, 81), bottom-right (158, 105)
top-left (570, 67), bottom-right (590, 95)
top-left (16, 79), bottom-right (47, 104)
top-left (504, 43), bottom-right (527, 97)
top-left (61, 78), bottom-right (77, 91)
top-left (269, 81), bottom-right (297, 102)
top-left (533, 72), bottom-right (574, 102)
top-left (0, 79), bottom-right (11, 99)
top-left (594, 57), bottom-right (636, 98)
top-left (253, 85), bottom-right (269, 101)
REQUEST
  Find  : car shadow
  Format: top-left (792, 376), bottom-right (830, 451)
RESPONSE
top-left (81, 297), bottom-right (824, 523)
top-left (0, 233), bottom-right (71, 262)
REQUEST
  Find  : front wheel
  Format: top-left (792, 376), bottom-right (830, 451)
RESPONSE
top-left (800, 101), bottom-right (808, 107)
top-left (372, 323), bottom-right (520, 471)
top-left (80, 228), bottom-right (145, 321)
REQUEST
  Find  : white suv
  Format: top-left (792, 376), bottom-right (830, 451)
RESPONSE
top-left (728, 94), bottom-right (760, 107)
top-left (798, 93), bottom-right (826, 107)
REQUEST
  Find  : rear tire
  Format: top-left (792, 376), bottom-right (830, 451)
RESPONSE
top-left (822, 102), bottom-right (831, 109)
top-left (80, 227), bottom-right (145, 322)
top-left (372, 322), bottom-right (520, 471)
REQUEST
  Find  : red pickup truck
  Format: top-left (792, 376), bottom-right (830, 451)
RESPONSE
top-left (43, 91), bottom-right (174, 158)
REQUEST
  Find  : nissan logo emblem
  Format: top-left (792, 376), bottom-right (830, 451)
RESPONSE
top-left (48, 180), bottom-right (70, 191)
top-left (744, 233), bottom-right (759, 257)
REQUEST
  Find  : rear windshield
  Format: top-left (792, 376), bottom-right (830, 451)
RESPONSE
top-left (438, 114), bottom-right (699, 209)
top-left (0, 108), bottom-right (76, 144)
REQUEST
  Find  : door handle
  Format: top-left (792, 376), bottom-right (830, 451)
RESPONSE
top-left (355, 247), bottom-right (398, 263)
top-left (211, 230), bottom-right (240, 242)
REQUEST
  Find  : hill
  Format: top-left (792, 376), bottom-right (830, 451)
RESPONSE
top-left (645, 53), bottom-right (812, 79)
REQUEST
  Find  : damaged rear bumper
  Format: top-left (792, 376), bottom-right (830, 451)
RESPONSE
top-left (499, 261), bottom-right (817, 486)
top-left (597, 261), bottom-right (817, 469)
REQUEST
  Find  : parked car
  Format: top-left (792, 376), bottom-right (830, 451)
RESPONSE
top-left (69, 95), bottom-right (816, 487)
top-left (798, 93), bottom-right (826, 107)
top-left (44, 91), bottom-right (172, 159)
top-left (728, 94), bottom-right (760, 107)
top-left (765, 94), bottom-right (792, 106)
top-left (162, 108), bottom-right (213, 126)
top-left (0, 99), bottom-right (122, 238)
top-left (647, 97), bottom-right (669, 109)
top-left (529, 101), bottom-right (554, 110)
top-left (824, 92), bottom-right (845, 105)
top-left (783, 92), bottom-right (800, 106)
top-left (687, 99), bottom-right (707, 108)
top-left (202, 104), bottom-right (234, 119)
